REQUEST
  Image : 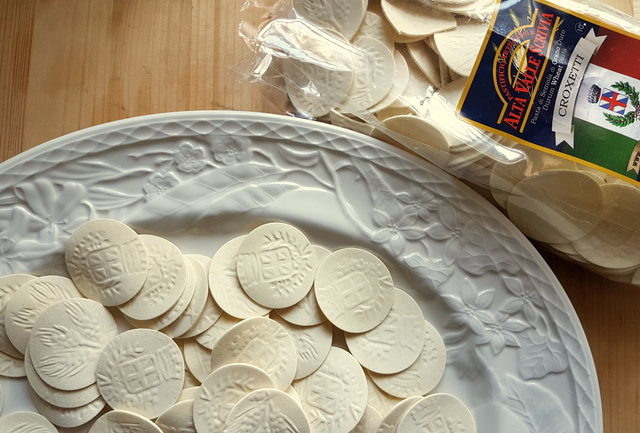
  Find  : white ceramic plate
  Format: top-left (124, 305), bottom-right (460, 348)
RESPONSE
top-left (0, 111), bottom-right (601, 433)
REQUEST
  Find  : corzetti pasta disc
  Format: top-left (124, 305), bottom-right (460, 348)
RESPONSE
top-left (507, 169), bottom-right (604, 244)
top-left (433, 17), bottom-right (489, 77)
top-left (381, 0), bottom-right (457, 37)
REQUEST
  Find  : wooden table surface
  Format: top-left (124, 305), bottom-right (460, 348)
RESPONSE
top-left (1, 1), bottom-right (638, 432)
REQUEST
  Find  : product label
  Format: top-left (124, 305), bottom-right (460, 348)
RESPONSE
top-left (458, 0), bottom-right (640, 183)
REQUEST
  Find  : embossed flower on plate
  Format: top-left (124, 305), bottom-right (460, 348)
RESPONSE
top-left (397, 185), bottom-right (437, 221)
top-left (501, 276), bottom-right (545, 323)
top-left (143, 172), bottom-right (180, 198)
top-left (371, 202), bottom-right (426, 255)
top-left (210, 136), bottom-right (250, 165)
top-left (174, 141), bottom-right (207, 174)
top-left (442, 283), bottom-right (495, 336)
top-left (14, 179), bottom-right (94, 245)
top-left (425, 203), bottom-right (470, 263)
top-left (477, 313), bottom-right (529, 355)
top-left (0, 207), bottom-right (35, 273)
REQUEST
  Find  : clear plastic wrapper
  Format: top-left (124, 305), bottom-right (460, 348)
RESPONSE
top-left (239, 0), bottom-right (640, 285)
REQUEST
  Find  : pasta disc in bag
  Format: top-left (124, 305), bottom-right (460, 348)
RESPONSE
top-left (353, 10), bottom-right (395, 50)
top-left (369, 50), bottom-right (410, 113)
top-left (381, 115), bottom-right (452, 167)
top-left (507, 170), bottom-right (604, 244)
top-left (381, 0), bottom-right (457, 38)
top-left (284, 60), bottom-right (354, 118)
top-left (573, 183), bottom-right (640, 269)
top-left (406, 41), bottom-right (441, 85)
top-left (339, 37), bottom-right (395, 113)
top-left (292, 0), bottom-right (367, 40)
top-left (433, 17), bottom-right (489, 77)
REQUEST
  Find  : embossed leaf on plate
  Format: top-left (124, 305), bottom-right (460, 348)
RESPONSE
top-left (518, 332), bottom-right (569, 380)
top-left (131, 163), bottom-right (298, 227)
top-left (504, 375), bottom-right (574, 433)
top-left (404, 252), bottom-right (453, 294)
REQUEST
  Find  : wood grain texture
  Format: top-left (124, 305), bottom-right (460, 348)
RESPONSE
top-left (0, 1), bottom-right (637, 432)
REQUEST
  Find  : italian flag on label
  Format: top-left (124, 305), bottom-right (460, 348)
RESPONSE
top-left (571, 29), bottom-right (640, 177)
top-left (457, 0), bottom-right (640, 183)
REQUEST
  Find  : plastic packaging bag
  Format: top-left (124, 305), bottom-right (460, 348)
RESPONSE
top-left (239, 0), bottom-right (640, 285)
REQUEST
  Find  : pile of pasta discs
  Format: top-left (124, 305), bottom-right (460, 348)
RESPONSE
top-left (0, 219), bottom-right (475, 433)
top-left (277, 0), bottom-right (496, 172)
top-left (488, 142), bottom-right (640, 284)
top-left (275, 0), bottom-right (640, 284)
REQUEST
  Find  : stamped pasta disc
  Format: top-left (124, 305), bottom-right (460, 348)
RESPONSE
top-left (183, 340), bottom-right (213, 383)
top-left (352, 404), bottom-right (383, 433)
top-left (95, 329), bottom-right (184, 419)
top-left (292, 0), bottom-right (367, 40)
top-left (88, 410), bottom-right (163, 433)
top-left (225, 388), bottom-right (310, 433)
top-left (365, 374), bottom-right (402, 417)
top-left (396, 393), bottom-right (476, 433)
top-left (155, 400), bottom-right (196, 433)
top-left (209, 236), bottom-right (270, 319)
top-left (346, 288), bottom-right (426, 374)
top-left (25, 347), bottom-right (100, 409)
top-left (406, 41), bottom-right (441, 86)
top-left (369, 50), bottom-right (411, 114)
top-left (162, 254), bottom-right (211, 338)
top-left (380, 116), bottom-right (451, 168)
top-left (489, 146), bottom-right (539, 208)
top-left (179, 290), bottom-right (224, 340)
top-left (195, 314), bottom-right (242, 350)
top-left (381, 0), bottom-right (456, 37)
top-left (272, 314), bottom-right (333, 379)
top-left (573, 183), bottom-right (640, 269)
top-left (237, 223), bottom-right (316, 309)
top-left (439, 78), bottom-right (467, 108)
top-left (0, 411), bottom-right (58, 433)
top-left (507, 170), bottom-right (604, 244)
top-left (329, 110), bottom-right (377, 136)
top-left (278, 245), bottom-right (330, 327)
top-left (284, 56), bottom-right (354, 118)
top-left (178, 386), bottom-right (200, 402)
top-left (126, 257), bottom-right (196, 331)
top-left (293, 347), bottom-right (367, 433)
top-left (315, 248), bottom-right (394, 333)
top-left (193, 363), bottom-right (274, 433)
top-left (0, 350), bottom-right (25, 378)
top-left (210, 317), bottom-right (297, 390)
top-left (119, 235), bottom-right (188, 321)
top-left (29, 298), bottom-right (117, 391)
top-left (433, 0), bottom-right (496, 19)
top-left (433, 18), bottom-right (488, 77)
top-left (368, 319), bottom-right (446, 398)
top-left (0, 274), bottom-right (35, 358)
top-left (4, 275), bottom-right (81, 354)
top-left (489, 144), bottom-right (577, 209)
top-left (340, 36), bottom-right (395, 114)
top-left (183, 369), bottom-right (200, 388)
top-left (376, 396), bottom-right (421, 433)
top-left (399, 51), bottom-right (437, 116)
top-left (31, 392), bottom-right (106, 428)
top-left (285, 385), bottom-right (303, 406)
top-left (353, 11), bottom-right (395, 51)
top-left (375, 101), bottom-right (420, 120)
top-left (65, 219), bottom-right (149, 306)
